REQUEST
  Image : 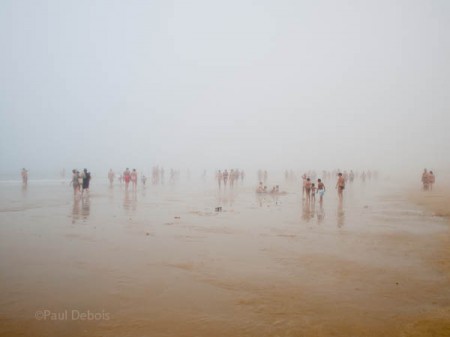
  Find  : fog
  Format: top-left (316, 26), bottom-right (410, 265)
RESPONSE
top-left (1, 0), bottom-right (449, 177)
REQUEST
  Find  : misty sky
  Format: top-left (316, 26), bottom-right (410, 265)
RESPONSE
top-left (1, 0), bottom-right (449, 174)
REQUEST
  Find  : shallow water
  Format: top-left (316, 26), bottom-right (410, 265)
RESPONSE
top-left (1, 178), bottom-right (449, 336)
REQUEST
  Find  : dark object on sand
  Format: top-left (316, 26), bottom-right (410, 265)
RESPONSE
top-left (215, 207), bottom-right (222, 212)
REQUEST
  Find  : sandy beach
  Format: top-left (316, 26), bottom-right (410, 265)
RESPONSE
top-left (0, 177), bottom-right (449, 337)
top-left (410, 184), bottom-right (450, 218)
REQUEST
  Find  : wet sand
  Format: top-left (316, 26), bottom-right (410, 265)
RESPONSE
top-left (410, 183), bottom-right (450, 218)
top-left (0, 178), bottom-right (449, 337)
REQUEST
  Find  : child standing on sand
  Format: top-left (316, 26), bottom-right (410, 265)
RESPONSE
top-left (311, 183), bottom-right (316, 203)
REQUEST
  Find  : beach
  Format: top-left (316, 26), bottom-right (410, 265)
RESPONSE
top-left (0, 176), bottom-right (449, 337)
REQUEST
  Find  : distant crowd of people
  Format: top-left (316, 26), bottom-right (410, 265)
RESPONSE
top-left (108, 168), bottom-right (141, 190)
top-left (19, 168), bottom-right (438, 202)
top-left (216, 169), bottom-right (245, 188)
top-left (254, 169), bottom-right (361, 206)
top-left (284, 169), bottom-right (377, 183)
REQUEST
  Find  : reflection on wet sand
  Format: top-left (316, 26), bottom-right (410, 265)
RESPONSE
top-left (71, 197), bottom-right (80, 223)
top-left (21, 184), bottom-right (27, 197)
top-left (301, 200), bottom-right (310, 221)
top-left (317, 203), bottom-right (325, 224)
top-left (108, 184), bottom-right (115, 203)
top-left (255, 192), bottom-right (280, 208)
top-left (71, 195), bottom-right (91, 224)
top-left (216, 189), bottom-right (237, 207)
top-left (81, 196), bottom-right (90, 220)
top-left (303, 200), bottom-right (336, 226)
top-left (123, 190), bottom-right (137, 212)
top-left (337, 199), bottom-right (345, 228)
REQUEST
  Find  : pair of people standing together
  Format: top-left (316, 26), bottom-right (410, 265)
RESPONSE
top-left (71, 169), bottom-right (91, 196)
top-left (123, 168), bottom-right (138, 190)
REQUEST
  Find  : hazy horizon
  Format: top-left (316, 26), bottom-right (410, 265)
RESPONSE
top-left (1, 0), bottom-right (449, 175)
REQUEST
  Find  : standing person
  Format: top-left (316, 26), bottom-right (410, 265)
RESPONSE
top-left (304, 178), bottom-right (312, 203)
top-left (240, 170), bottom-right (245, 183)
top-left (141, 174), bottom-right (147, 186)
top-left (421, 169), bottom-right (429, 190)
top-left (77, 170), bottom-right (83, 189)
top-left (131, 169), bottom-right (138, 190)
top-left (302, 174), bottom-right (307, 199)
top-left (336, 173), bottom-right (345, 201)
top-left (429, 171), bottom-right (435, 190)
top-left (124, 168), bottom-right (131, 190)
top-left (223, 169), bottom-right (229, 187)
top-left (317, 179), bottom-right (326, 205)
top-left (217, 170), bottom-right (223, 189)
top-left (230, 169), bottom-right (235, 187)
top-left (82, 169), bottom-right (91, 195)
top-left (71, 169), bottom-right (80, 196)
top-left (108, 169), bottom-right (115, 186)
top-left (21, 168), bottom-right (28, 186)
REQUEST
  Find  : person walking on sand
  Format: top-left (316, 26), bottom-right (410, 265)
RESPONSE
top-left (421, 169), bottom-right (429, 190)
top-left (21, 168), bottom-right (28, 186)
top-left (317, 179), bottom-right (326, 205)
top-left (71, 169), bottom-right (80, 196)
top-left (304, 178), bottom-right (312, 203)
top-left (429, 171), bottom-right (435, 190)
top-left (223, 169), bottom-right (229, 187)
top-left (336, 173), bottom-right (345, 201)
top-left (302, 174), bottom-right (307, 199)
top-left (230, 169), bottom-right (235, 187)
top-left (216, 170), bottom-right (223, 189)
top-left (77, 170), bottom-right (83, 189)
top-left (108, 169), bottom-right (115, 186)
top-left (82, 169), bottom-right (91, 195)
top-left (131, 169), bottom-right (138, 190)
top-left (124, 168), bottom-right (131, 190)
